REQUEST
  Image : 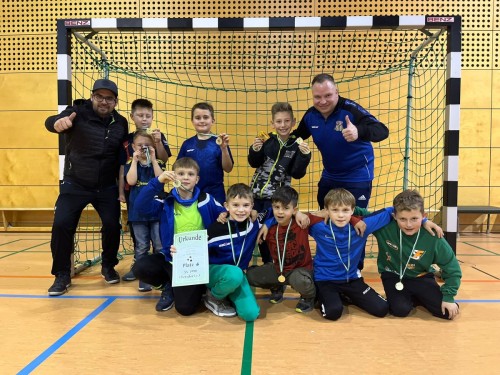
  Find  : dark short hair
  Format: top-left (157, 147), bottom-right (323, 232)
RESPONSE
top-left (131, 99), bottom-right (153, 113)
top-left (311, 73), bottom-right (335, 86)
top-left (172, 157), bottom-right (200, 174)
top-left (393, 190), bottom-right (425, 214)
top-left (191, 102), bottom-right (215, 120)
top-left (272, 186), bottom-right (299, 207)
top-left (226, 183), bottom-right (253, 203)
top-left (271, 102), bottom-right (294, 120)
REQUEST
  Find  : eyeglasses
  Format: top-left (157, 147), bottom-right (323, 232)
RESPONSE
top-left (93, 94), bottom-right (116, 104)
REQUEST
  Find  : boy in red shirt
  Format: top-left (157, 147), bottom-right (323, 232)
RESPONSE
top-left (246, 186), bottom-right (321, 313)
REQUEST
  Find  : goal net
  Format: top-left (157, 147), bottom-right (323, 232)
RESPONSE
top-left (57, 16), bottom-right (460, 268)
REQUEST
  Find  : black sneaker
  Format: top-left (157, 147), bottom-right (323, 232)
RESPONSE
top-left (101, 266), bottom-right (120, 284)
top-left (269, 285), bottom-right (286, 304)
top-left (156, 285), bottom-right (174, 312)
top-left (48, 273), bottom-right (71, 296)
top-left (121, 268), bottom-right (136, 281)
top-left (295, 297), bottom-right (315, 313)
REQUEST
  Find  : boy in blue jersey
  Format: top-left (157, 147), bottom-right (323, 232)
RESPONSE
top-left (204, 183), bottom-right (266, 322)
top-left (131, 157), bottom-right (226, 314)
top-left (177, 102), bottom-right (234, 204)
top-left (310, 188), bottom-right (390, 320)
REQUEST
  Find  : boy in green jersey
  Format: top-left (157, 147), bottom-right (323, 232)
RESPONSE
top-left (371, 190), bottom-right (461, 320)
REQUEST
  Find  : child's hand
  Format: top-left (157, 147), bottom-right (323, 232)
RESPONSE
top-left (257, 225), bottom-right (268, 244)
top-left (217, 211), bottom-right (229, 224)
top-left (151, 129), bottom-right (162, 144)
top-left (250, 209), bottom-right (259, 222)
top-left (118, 194), bottom-right (126, 203)
top-left (148, 145), bottom-right (156, 160)
top-left (298, 141), bottom-right (311, 155)
top-left (218, 133), bottom-right (230, 148)
top-left (311, 209), bottom-right (329, 223)
top-left (170, 245), bottom-right (177, 257)
top-left (295, 211), bottom-right (310, 229)
top-left (132, 149), bottom-right (141, 161)
top-left (158, 170), bottom-right (176, 184)
top-left (252, 137), bottom-right (264, 152)
top-left (441, 301), bottom-right (459, 320)
top-left (423, 220), bottom-right (444, 238)
top-left (354, 221), bottom-right (366, 237)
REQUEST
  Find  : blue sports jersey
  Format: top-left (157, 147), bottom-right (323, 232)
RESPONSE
top-left (294, 97), bottom-right (388, 183)
top-left (177, 136), bottom-right (233, 204)
top-left (207, 219), bottom-right (261, 271)
top-left (124, 160), bottom-right (166, 222)
top-left (310, 207), bottom-right (393, 281)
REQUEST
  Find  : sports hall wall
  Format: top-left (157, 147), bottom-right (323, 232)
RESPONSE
top-left (0, 0), bottom-right (498, 232)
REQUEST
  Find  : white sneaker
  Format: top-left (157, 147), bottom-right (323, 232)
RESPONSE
top-left (203, 289), bottom-right (237, 317)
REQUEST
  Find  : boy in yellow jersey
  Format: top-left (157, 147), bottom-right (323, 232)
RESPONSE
top-left (131, 157), bottom-right (226, 313)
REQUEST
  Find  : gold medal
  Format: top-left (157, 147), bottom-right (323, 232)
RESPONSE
top-left (172, 179), bottom-right (182, 188)
top-left (257, 131), bottom-right (269, 141)
top-left (295, 137), bottom-right (303, 145)
top-left (278, 274), bottom-right (286, 283)
top-left (215, 136), bottom-right (223, 145)
top-left (146, 128), bottom-right (153, 135)
top-left (395, 281), bottom-right (404, 291)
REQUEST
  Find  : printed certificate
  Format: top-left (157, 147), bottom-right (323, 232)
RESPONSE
top-left (172, 230), bottom-right (209, 287)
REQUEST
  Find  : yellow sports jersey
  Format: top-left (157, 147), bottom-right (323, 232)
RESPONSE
top-left (173, 200), bottom-right (204, 234)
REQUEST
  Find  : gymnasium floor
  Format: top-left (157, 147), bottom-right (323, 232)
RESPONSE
top-left (1, 232), bottom-right (499, 375)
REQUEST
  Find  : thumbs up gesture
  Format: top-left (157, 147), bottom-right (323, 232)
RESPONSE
top-left (54, 112), bottom-right (76, 133)
top-left (341, 115), bottom-right (358, 142)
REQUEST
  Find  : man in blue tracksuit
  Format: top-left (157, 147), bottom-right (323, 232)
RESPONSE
top-left (293, 73), bottom-right (389, 211)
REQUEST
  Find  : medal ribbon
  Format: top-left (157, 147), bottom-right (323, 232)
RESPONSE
top-left (227, 220), bottom-right (249, 267)
top-left (329, 220), bottom-right (351, 282)
top-left (276, 219), bottom-right (293, 276)
top-left (398, 228), bottom-right (421, 283)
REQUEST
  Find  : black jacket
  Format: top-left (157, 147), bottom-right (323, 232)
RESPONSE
top-left (45, 100), bottom-right (128, 189)
top-left (248, 133), bottom-right (311, 200)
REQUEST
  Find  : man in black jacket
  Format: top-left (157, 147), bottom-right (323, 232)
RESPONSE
top-left (45, 79), bottom-right (129, 296)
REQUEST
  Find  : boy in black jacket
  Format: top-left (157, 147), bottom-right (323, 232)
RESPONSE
top-left (248, 102), bottom-right (311, 262)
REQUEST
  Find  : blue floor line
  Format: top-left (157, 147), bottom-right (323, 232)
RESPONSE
top-left (1, 293), bottom-right (500, 303)
top-left (17, 297), bottom-right (117, 375)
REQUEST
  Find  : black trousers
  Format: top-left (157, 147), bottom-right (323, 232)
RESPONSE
top-left (50, 181), bottom-right (121, 275)
top-left (133, 253), bottom-right (206, 316)
top-left (253, 198), bottom-right (272, 263)
top-left (316, 278), bottom-right (388, 320)
top-left (381, 272), bottom-right (454, 319)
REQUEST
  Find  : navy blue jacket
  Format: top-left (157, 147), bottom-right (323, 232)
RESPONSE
top-left (294, 97), bottom-right (388, 182)
top-left (134, 177), bottom-right (226, 261)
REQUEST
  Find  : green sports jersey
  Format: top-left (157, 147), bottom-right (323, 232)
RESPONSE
top-left (374, 220), bottom-right (462, 303)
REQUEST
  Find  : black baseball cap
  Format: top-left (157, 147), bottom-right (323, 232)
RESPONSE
top-left (92, 79), bottom-right (118, 97)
